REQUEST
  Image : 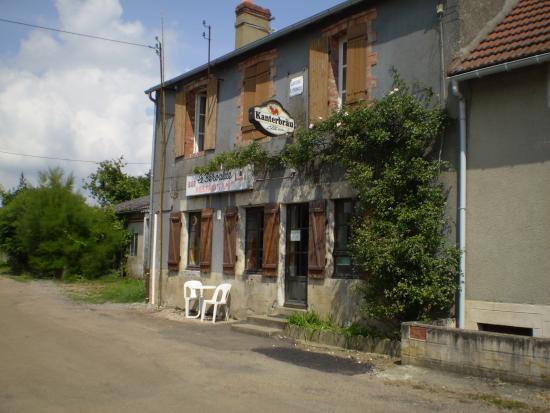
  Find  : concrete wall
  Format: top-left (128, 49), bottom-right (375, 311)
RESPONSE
top-left (401, 322), bottom-right (550, 386)
top-left (464, 64), bottom-right (550, 334)
top-left (147, 0), bottom-right (480, 322)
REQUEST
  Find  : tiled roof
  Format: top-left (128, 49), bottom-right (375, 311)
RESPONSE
top-left (114, 196), bottom-right (149, 214)
top-left (449, 0), bottom-right (550, 76)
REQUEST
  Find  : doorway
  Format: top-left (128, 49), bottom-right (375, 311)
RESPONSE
top-left (285, 203), bottom-right (308, 307)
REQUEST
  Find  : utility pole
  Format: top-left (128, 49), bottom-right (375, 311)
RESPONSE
top-left (155, 18), bottom-right (167, 307)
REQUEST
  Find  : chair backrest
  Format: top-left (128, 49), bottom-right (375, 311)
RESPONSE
top-left (184, 280), bottom-right (202, 299)
top-left (212, 283), bottom-right (232, 304)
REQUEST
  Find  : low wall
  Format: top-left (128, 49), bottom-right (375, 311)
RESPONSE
top-left (285, 325), bottom-right (401, 357)
top-left (401, 322), bottom-right (550, 386)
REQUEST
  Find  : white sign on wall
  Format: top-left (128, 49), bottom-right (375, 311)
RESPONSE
top-left (289, 76), bottom-right (304, 97)
top-left (249, 100), bottom-right (296, 136)
top-left (186, 166), bottom-right (254, 197)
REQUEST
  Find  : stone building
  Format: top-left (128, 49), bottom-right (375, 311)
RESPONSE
top-left (144, 0), bottom-right (526, 324)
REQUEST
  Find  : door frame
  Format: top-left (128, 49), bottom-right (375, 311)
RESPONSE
top-left (284, 202), bottom-right (309, 308)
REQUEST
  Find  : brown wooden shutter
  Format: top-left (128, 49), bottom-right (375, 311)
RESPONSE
top-left (167, 212), bottom-right (182, 270)
top-left (174, 91), bottom-right (186, 157)
top-left (255, 61), bottom-right (271, 105)
top-left (308, 200), bottom-right (326, 278)
top-left (183, 90), bottom-right (195, 157)
top-left (200, 208), bottom-right (214, 272)
top-left (309, 36), bottom-right (329, 123)
top-left (262, 203), bottom-right (280, 277)
top-left (346, 22), bottom-right (368, 104)
top-left (204, 77), bottom-right (218, 151)
top-left (242, 64), bottom-right (257, 130)
top-left (223, 207), bottom-right (238, 275)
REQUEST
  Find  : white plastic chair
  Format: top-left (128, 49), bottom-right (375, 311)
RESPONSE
top-left (184, 280), bottom-right (203, 318)
top-left (200, 283), bottom-right (232, 323)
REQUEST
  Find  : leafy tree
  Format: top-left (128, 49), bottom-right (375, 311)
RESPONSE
top-left (0, 168), bottom-right (127, 278)
top-left (0, 173), bottom-right (31, 207)
top-left (84, 156), bottom-right (150, 206)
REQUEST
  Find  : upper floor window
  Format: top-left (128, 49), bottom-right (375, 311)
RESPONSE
top-left (129, 231), bottom-right (138, 256)
top-left (194, 92), bottom-right (206, 153)
top-left (242, 59), bottom-right (272, 141)
top-left (174, 77), bottom-right (218, 158)
top-left (338, 39), bottom-right (347, 108)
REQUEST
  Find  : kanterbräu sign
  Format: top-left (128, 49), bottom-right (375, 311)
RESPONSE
top-left (186, 166), bottom-right (254, 197)
top-left (249, 100), bottom-right (295, 136)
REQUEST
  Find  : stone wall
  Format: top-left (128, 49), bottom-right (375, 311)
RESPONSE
top-left (401, 322), bottom-right (550, 386)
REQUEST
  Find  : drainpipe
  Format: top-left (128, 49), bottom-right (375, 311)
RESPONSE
top-left (451, 80), bottom-right (466, 329)
top-left (146, 91), bottom-right (157, 294)
top-left (150, 212), bottom-right (158, 306)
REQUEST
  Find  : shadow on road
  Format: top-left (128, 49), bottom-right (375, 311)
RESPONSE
top-left (252, 346), bottom-right (374, 376)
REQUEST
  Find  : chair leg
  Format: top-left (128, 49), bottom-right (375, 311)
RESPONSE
top-left (225, 305), bottom-right (229, 321)
top-left (212, 304), bottom-right (217, 324)
top-left (200, 300), bottom-right (206, 322)
top-left (185, 299), bottom-right (189, 318)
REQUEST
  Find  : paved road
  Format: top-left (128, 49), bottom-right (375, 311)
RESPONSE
top-left (0, 277), bottom-right (544, 413)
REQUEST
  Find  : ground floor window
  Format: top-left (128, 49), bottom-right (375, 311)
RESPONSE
top-left (245, 207), bottom-right (264, 272)
top-left (129, 231), bottom-right (138, 256)
top-left (187, 212), bottom-right (201, 268)
top-left (333, 199), bottom-right (356, 277)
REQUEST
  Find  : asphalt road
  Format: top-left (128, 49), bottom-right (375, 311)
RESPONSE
top-left (0, 277), bottom-right (546, 413)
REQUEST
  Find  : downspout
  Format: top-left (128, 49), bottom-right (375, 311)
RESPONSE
top-left (451, 80), bottom-right (466, 329)
top-left (147, 90), bottom-right (157, 303)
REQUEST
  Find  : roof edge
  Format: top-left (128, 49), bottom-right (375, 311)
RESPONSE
top-left (448, 52), bottom-right (550, 82)
top-left (144, 0), bottom-right (366, 94)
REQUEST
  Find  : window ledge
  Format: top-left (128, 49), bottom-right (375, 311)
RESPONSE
top-left (185, 151), bottom-right (206, 160)
top-left (184, 269), bottom-right (200, 277)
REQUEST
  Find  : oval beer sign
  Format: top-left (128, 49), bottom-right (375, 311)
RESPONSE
top-left (249, 100), bottom-right (295, 136)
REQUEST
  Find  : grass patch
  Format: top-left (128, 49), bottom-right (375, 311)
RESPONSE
top-left (0, 271), bottom-right (34, 282)
top-left (471, 394), bottom-right (533, 411)
top-left (287, 311), bottom-right (398, 339)
top-left (62, 274), bottom-right (145, 304)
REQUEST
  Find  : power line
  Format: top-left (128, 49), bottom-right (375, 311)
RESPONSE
top-left (0, 149), bottom-right (149, 165)
top-left (0, 17), bottom-right (156, 50)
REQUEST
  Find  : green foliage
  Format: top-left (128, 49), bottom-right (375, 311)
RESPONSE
top-left (0, 173), bottom-right (30, 207)
top-left (288, 311), bottom-right (340, 331)
top-left (84, 156), bottom-right (150, 207)
top-left (0, 168), bottom-right (127, 279)
top-left (193, 142), bottom-right (280, 174)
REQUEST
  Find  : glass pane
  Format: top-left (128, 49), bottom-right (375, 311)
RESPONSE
top-left (342, 67), bottom-right (347, 93)
top-left (335, 226), bottom-right (348, 250)
top-left (245, 208), bottom-right (264, 272)
top-left (188, 213), bottom-right (201, 267)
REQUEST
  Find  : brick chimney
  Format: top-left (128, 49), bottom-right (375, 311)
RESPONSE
top-left (235, 0), bottom-right (272, 49)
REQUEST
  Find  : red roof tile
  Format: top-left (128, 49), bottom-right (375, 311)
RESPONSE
top-left (449, 0), bottom-right (550, 75)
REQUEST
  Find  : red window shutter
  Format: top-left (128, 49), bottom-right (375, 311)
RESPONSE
top-left (308, 200), bottom-right (326, 278)
top-left (346, 22), bottom-right (368, 104)
top-left (223, 207), bottom-right (238, 275)
top-left (183, 90), bottom-right (195, 157)
top-left (200, 208), bottom-right (214, 272)
top-left (167, 212), bottom-right (182, 270)
top-left (262, 203), bottom-right (280, 277)
top-left (242, 64), bottom-right (257, 130)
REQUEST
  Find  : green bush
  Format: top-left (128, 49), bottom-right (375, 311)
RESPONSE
top-left (0, 168), bottom-right (127, 279)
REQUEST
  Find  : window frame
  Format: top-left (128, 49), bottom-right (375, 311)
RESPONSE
top-left (194, 91), bottom-right (207, 153)
top-left (333, 198), bottom-right (357, 278)
top-left (129, 231), bottom-right (138, 257)
top-left (337, 38), bottom-right (348, 108)
top-left (187, 211), bottom-right (202, 269)
top-left (245, 206), bottom-right (264, 273)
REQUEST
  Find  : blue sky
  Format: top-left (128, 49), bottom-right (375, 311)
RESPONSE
top-left (0, 0), bottom-right (343, 196)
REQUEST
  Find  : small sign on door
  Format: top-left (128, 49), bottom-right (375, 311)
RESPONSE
top-left (290, 230), bottom-right (301, 242)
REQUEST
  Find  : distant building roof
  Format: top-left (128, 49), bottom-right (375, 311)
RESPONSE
top-left (449, 0), bottom-right (550, 76)
top-left (114, 196), bottom-right (149, 214)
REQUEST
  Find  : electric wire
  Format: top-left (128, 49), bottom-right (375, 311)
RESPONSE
top-left (0, 149), bottom-right (149, 165)
top-left (0, 17), bottom-right (156, 50)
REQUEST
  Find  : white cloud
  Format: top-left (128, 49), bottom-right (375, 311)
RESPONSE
top-left (0, 0), bottom-right (163, 196)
